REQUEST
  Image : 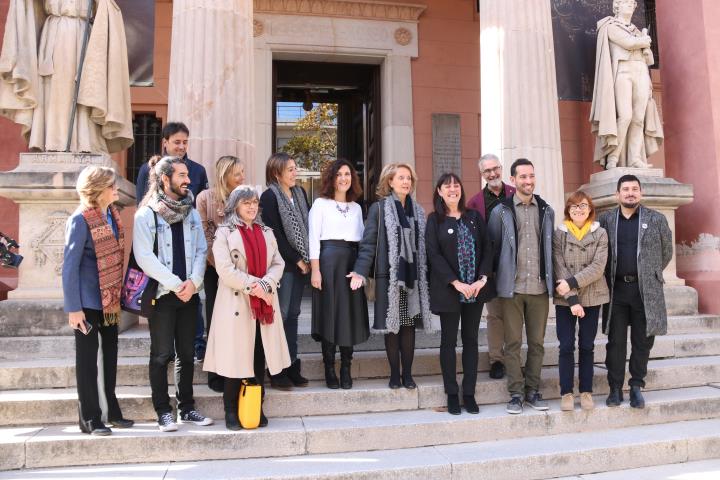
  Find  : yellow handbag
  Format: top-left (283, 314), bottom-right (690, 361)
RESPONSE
top-left (238, 379), bottom-right (262, 429)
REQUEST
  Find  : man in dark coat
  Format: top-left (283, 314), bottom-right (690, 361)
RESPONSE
top-left (599, 174), bottom-right (673, 409)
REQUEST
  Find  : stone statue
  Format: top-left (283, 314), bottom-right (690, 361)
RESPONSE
top-left (0, 0), bottom-right (133, 154)
top-left (589, 0), bottom-right (663, 169)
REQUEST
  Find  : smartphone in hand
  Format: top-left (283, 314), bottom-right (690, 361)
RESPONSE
top-left (75, 319), bottom-right (93, 335)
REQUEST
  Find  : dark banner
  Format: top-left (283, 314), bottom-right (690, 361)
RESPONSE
top-left (117, 0), bottom-right (155, 86)
top-left (551, 0), bottom-right (648, 101)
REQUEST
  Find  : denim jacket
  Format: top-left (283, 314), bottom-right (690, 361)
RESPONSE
top-left (133, 205), bottom-right (207, 298)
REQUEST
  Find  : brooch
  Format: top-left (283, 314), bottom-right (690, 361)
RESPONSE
top-left (448, 228), bottom-right (454, 234)
top-left (642, 223), bottom-right (648, 229)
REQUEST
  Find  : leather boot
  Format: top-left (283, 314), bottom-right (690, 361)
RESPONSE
top-left (322, 341), bottom-right (339, 389)
top-left (223, 380), bottom-right (241, 431)
top-left (606, 387), bottom-right (623, 407)
top-left (269, 368), bottom-right (293, 391)
top-left (286, 359), bottom-right (309, 387)
top-left (629, 386), bottom-right (645, 409)
top-left (339, 346), bottom-right (353, 389)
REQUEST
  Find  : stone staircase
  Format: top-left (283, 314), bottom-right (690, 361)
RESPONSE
top-left (1, 301), bottom-right (720, 478)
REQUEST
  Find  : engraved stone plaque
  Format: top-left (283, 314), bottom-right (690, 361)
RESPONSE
top-left (432, 113), bottom-right (462, 185)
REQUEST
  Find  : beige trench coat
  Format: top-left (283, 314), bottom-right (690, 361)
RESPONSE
top-left (203, 223), bottom-right (290, 379)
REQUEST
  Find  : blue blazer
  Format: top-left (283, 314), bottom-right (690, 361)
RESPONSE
top-left (62, 207), bottom-right (119, 313)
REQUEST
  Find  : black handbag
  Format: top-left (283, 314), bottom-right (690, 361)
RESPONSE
top-left (121, 212), bottom-right (159, 317)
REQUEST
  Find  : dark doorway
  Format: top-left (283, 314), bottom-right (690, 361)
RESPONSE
top-left (273, 60), bottom-right (382, 210)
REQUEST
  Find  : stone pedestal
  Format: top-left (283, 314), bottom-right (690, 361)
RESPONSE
top-left (580, 167), bottom-right (697, 315)
top-left (479, 0), bottom-right (565, 214)
top-left (0, 153), bottom-right (137, 335)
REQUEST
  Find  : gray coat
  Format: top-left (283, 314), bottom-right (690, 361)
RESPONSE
top-left (487, 194), bottom-right (555, 298)
top-left (599, 206), bottom-right (673, 336)
top-left (353, 198), bottom-right (432, 334)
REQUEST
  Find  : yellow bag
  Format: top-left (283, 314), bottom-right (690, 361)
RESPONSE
top-left (238, 380), bottom-right (262, 429)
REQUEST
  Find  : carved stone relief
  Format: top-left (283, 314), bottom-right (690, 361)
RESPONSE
top-left (394, 27), bottom-right (412, 46)
top-left (254, 0), bottom-right (426, 22)
top-left (31, 211), bottom-right (71, 276)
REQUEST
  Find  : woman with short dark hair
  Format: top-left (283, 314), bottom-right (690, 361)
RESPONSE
top-left (425, 173), bottom-right (495, 414)
top-left (308, 159), bottom-right (369, 390)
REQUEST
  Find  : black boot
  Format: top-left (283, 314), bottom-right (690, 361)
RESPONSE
top-left (629, 386), bottom-right (645, 409)
top-left (447, 394), bottom-right (461, 415)
top-left (339, 346), bottom-right (353, 390)
top-left (223, 379), bottom-right (242, 431)
top-left (322, 341), bottom-right (339, 389)
top-left (269, 368), bottom-right (293, 390)
top-left (287, 359), bottom-right (309, 387)
top-left (606, 387), bottom-right (623, 407)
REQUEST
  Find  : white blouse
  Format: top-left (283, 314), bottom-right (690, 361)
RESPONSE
top-left (308, 197), bottom-right (364, 259)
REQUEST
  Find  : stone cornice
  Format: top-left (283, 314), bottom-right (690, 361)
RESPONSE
top-left (253, 0), bottom-right (427, 23)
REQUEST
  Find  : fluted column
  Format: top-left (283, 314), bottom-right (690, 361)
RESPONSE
top-left (480, 0), bottom-right (564, 213)
top-left (167, 0), bottom-right (256, 185)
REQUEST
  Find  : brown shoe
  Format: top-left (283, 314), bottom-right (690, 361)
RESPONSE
top-left (560, 393), bottom-right (574, 411)
top-left (580, 392), bottom-right (594, 410)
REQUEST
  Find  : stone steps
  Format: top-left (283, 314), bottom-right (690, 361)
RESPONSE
top-left (1, 388), bottom-right (720, 473)
top-left (1, 314), bottom-right (717, 360)
top-left (2, 356), bottom-right (720, 426)
top-left (3, 332), bottom-right (720, 391)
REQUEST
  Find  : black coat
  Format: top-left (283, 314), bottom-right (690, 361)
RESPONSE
top-left (425, 209), bottom-right (496, 313)
top-left (259, 187), bottom-right (310, 274)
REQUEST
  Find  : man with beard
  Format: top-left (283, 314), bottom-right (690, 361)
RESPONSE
top-left (487, 159), bottom-right (554, 414)
top-left (134, 156), bottom-right (213, 432)
top-left (467, 154), bottom-right (516, 379)
top-left (599, 175), bottom-right (672, 408)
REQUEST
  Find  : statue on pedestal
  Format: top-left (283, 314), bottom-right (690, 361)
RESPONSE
top-left (0, 0), bottom-right (133, 154)
top-left (589, 0), bottom-right (663, 170)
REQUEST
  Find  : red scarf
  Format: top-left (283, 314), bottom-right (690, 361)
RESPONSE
top-left (81, 205), bottom-right (125, 326)
top-left (238, 223), bottom-right (274, 325)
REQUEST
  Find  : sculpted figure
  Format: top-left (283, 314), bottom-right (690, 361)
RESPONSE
top-left (0, 0), bottom-right (133, 154)
top-left (589, 0), bottom-right (663, 169)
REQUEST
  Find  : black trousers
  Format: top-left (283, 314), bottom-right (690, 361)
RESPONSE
top-left (223, 325), bottom-right (267, 411)
top-left (605, 281), bottom-right (655, 389)
top-left (148, 293), bottom-right (199, 415)
top-left (439, 302), bottom-right (483, 395)
top-left (75, 308), bottom-right (122, 422)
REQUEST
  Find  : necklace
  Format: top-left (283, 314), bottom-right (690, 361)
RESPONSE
top-left (335, 201), bottom-right (350, 218)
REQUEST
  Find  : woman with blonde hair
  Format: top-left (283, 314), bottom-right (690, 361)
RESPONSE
top-left (203, 185), bottom-right (291, 430)
top-left (349, 163), bottom-right (432, 390)
top-left (553, 190), bottom-right (609, 411)
top-left (62, 165), bottom-right (133, 435)
top-left (196, 155), bottom-right (245, 391)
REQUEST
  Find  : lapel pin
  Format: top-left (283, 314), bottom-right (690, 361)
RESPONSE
top-left (448, 228), bottom-right (454, 234)
top-left (642, 223), bottom-right (648, 229)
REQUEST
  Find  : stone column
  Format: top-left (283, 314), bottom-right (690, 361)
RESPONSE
top-left (167, 0), bottom-right (256, 185)
top-left (479, 0), bottom-right (565, 213)
top-left (656, 0), bottom-right (720, 314)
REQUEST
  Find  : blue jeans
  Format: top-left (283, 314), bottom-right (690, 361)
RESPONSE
top-left (278, 270), bottom-right (308, 362)
top-left (555, 304), bottom-right (600, 395)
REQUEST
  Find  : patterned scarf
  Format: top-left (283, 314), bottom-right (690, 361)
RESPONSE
top-left (238, 223), bottom-right (274, 325)
top-left (81, 205), bottom-right (125, 326)
top-left (564, 220), bottom-right (592, 241)
top-left (386, 193), bottom-right (421, 319)
top-left (148, 190), bottom-right (194, 224)
top-left (268, 183), bottom-right (310, 263)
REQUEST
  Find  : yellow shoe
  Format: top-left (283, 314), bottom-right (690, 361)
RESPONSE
top-left (560, 393), bottom-right (574, 411)
top-left (580, 392), bottom-right (594, 410)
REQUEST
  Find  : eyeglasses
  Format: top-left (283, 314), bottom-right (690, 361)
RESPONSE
top-left (481, 166), bottom-right (502, 175)
top-left (569, 203), bottom-right (590, 211)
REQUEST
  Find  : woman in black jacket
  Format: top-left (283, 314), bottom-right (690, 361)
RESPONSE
top-left (426, 173), bottom-right (495, 415)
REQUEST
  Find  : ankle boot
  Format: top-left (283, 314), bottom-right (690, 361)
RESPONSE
top-left (322, 341), bottom-right (339, 389)
top-left (339, 346), bottom-right (353, 389)
top-left (223, 381), bottom-right (242, 431)
top-left (287, 359), bottom-right (309, 387)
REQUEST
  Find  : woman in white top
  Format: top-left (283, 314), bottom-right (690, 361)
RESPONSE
top-left (308, 159), bottom-right (370, 390)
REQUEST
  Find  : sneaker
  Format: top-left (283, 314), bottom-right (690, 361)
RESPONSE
top-left (560, 393), bottom-right (574, 411)
top-left (506, 395), bottom-right (523, 414)
top-left (525, 391), bottom-right (549, 411)
top-left (580, 392), bottom-right (594, 410)
top-left (179, 409), bottom-right (214, 426)
top-left (158, 412), bottom-right (178, 432)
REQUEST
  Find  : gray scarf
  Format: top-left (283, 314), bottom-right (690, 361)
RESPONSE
top-left (148, 190), bottom-right (194, 225)
top-left (385, 192), bottom-right (421, 320)
top-left (268, 183), bottom-right (310, 263)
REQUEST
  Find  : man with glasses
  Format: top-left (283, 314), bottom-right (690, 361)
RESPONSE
top-left (468, 153), bottom-right (516, 379)
top-left (599, 174), bottom-right (672, 408)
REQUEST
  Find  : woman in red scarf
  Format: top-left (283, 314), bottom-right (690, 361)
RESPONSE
top-left (62, 166), bottom-right (134, 436)
top-left (203, 185), bottom-right (291, 430)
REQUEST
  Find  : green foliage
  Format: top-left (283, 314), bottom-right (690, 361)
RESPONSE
top-left (281, 104), bottom-right (337, 171)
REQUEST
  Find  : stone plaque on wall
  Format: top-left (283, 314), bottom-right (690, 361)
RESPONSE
top-left (432, 114), bottom-right (462, 185)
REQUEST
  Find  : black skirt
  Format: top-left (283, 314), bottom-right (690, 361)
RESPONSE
top-left (312, 240), bottom-right (370, 346)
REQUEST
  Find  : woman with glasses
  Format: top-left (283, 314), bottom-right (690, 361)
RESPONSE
top-left (553, 191), bottom-right (609, 411)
